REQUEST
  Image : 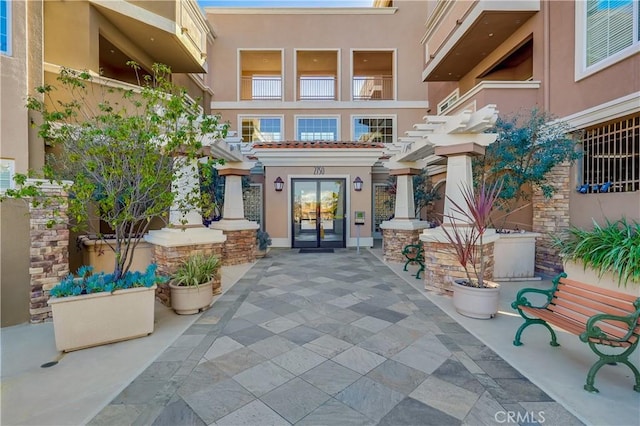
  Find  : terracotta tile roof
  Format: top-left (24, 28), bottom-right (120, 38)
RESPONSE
top-left (252, 141), bottom-right (386, 149)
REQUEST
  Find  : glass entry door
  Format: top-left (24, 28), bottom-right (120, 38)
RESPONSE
top-left (292, 179), bottom-right (346, 248)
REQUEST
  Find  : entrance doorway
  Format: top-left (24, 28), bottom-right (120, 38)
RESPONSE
top-left (292, 179), bottom-right (346, 248)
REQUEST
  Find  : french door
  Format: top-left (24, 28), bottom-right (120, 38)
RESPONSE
top-left (292, 179), bottom-right (346, 248)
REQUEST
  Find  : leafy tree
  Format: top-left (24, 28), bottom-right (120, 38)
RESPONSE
top-left (475, 108), bottom-right (580, 229)
top-left (12, 63), bottom-right (228, 280)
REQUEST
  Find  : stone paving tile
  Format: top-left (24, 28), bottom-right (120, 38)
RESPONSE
top-left (213, 347), bottom-right (268, 376)
top-left (300, 360), bottom-right (362, 396)
top-left (227, 324), bottom-right (276, 346)
top-left (248, 334), bottom-right (300, 359)
top-left (203, 336), bottom-right (245, 360)
top-left (302, 334), bottom-right (353, 358)
top-left (366, 359), bottom-right (429, 395)
top-left (261, 377), bottom-right (331, 424)
top-left (92, 249), bottom-right (581, 426)
top-left (378, 397), bottom-right (461, 426)
top-left (336, 376), bottom-right (405, 421)
top-left (410, 376), bottom-right (480, 420)
top-left (518, 402), bottom-right (584, 425)
top-left (233, 360), bottom-right (296, 397)
top-left (297, 398), bottom-right (375, 426)
top-left (216, 399), bottom-right (290, 426)
top-left (150, 397), bottom-right (206, 426)
top-left (332, 346), bottom-right (386, 375)
top-left (271, 346), bottom-right (327, 375)
top-left (182, 378), bottom-right (255, 424)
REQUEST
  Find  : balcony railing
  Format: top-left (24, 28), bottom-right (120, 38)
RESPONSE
top-left (297, 76), bottom-right (337, 101)
top-left (241, 76), bottom-right (282, 101)
top-left (353, 76), bottom-right (393, 100)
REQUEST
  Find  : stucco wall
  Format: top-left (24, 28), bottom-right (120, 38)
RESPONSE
top-left (264, 165), bottom-right (373, 246)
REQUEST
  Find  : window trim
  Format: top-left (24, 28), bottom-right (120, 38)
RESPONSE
top-left (350, 114), bottom-right (397, 143)
top-left (1, 0), bottom-right (11, 56)
top-left (437, 89), bottom-right (460, 115)
top-left (238, 114), bottom-right (284, 143)
top-left (294, 115), bottom-right (341, 141)
top-left (575, 0), bottom-right (640, 82)
top-left (294, 48), bottom-right (341, 102)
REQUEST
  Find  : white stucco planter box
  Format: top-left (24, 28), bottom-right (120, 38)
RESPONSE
top-left (493, 232), bottom-right (541, 281)
top-left (80, 236), bottom-right (152, 274)
top-left (563, 260), bottom-right (640, 297)
top-left (48, 285), bottom-right (157, 352)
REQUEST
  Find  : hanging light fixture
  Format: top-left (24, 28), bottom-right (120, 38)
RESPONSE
top-left (274, 176), bottom-right (284, 192)
top-left (353, 176), bottom-right (363, 191)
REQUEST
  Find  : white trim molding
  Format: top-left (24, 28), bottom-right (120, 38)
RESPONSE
top-left (204, 7), bottom-right (397, 15)
top-left (211, 100), bottom-right (428, 110)
top-left (558, 92), bottom-right (640, 130)
top-left (444, 80), bottom-right (541, 115)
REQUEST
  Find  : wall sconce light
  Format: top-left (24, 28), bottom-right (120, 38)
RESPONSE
top-left (274, 176), bottom-right (284, 192)
top-left (353, 176), bottom-right (363, 192)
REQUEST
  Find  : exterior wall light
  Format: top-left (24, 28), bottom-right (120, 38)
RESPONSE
top-left (353, 176), bottom-right (363, 192)
top-left (274, 176), bottom-right (284, 192)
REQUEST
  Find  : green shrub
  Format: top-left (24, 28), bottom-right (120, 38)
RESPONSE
top-left (554, 219), bottom-right (640, 287)
top-left (172, 254), bottom-right (221, 287)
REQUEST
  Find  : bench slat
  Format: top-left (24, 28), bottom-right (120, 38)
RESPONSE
top-left (549, 298), bottom-right (635, 339)
top-left (550, 303), bottom-right (630, 340)
top-left (550, 289), bottom-right (632, 317)
top-left (556, 281), bottom-right (638, 313)
top-left (559, 277), bottom-right (639, 303)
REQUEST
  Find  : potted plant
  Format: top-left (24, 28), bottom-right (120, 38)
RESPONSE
top-left (256, 230), bottom-right (272, 258)
top-left (440, 180), bottom-right (503, 319)
top-left (47, 264), bottom-right (165, 352)
top-left (170, 253), bottom-right (222, 315)
top-left (553, 219), bottom-right (640, 296)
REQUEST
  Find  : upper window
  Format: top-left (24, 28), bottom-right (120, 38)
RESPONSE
top-left (1, 0), bottom-right (10, 55)
top-left (239, 50), bottom-right (283, 101)
top-left (352, 50), bottom-right (395, 101)
top-left (353, 117), bottom-right (394, 143)
top-left (577, 0), bottom-right (639, 77)
top-left (296, 117), bottom-right (339, 141)
top-left (296, 50), bottom-right (339, 101)
top-left (241, 116), bottom-right (282, 142)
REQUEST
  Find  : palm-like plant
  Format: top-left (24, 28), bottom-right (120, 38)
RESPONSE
top-left (172, 254), bottom-right (221, 287)
top-left (440, 180), bottom-right (503, 287)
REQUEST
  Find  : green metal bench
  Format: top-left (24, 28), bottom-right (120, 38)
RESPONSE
top-left (512, 273), bottom-right (640, 393)
top-left (401, 243), bottom-right (425, 280)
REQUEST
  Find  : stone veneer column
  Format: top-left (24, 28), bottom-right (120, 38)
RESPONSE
top-left (28, 181), bottom-right (70, 323)
top-left (380, 168), bottom-right (432, 262)
top-left (210, 167), bottom-right (259, 265)
top-left (533, 163), bottom-right (571, 275)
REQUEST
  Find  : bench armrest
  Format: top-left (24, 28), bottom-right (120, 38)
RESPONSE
top-left (511, 273), bottom-right (564, 310)
top-left (580, 308), bottom-right (640, 344)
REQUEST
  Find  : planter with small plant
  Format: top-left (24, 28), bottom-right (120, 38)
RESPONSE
top-left (256, 230), bottom-right (272, 258)
top-left (553, 219), bottom-right (640, 296)
top-left (169, 253), bottom-right (222, 315)
top-left (47, 264), bottom-right (166, 352)
top-left (440, 180), bottom-right (503, 319)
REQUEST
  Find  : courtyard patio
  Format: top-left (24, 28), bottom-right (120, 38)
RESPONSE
top-left (1, 249), bottom-right (638, 425)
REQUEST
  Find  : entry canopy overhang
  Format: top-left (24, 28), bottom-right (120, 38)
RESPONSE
top-left (387, 104), bottom-right (499, 164)
top-left (249, 141), bottom-right (388, 167)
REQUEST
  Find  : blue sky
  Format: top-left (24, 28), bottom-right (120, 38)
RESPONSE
top-left (199, 0), bottom-right (373, 7)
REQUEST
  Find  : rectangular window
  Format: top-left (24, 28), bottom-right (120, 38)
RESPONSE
top-left (585, 0), bottom-right (639, 67)
top-left (1, 0), bottom-right (10, 55)
top-left (353, 117), bottom-right (394, 143)
top-left (296, 117), bottom-right (338, 141)
top-left (580, 113), bottom-right (639, 193)
top-left (241, 117), bottom-right (282, 142)
top-left (0, 158), bottom-right (15, 191)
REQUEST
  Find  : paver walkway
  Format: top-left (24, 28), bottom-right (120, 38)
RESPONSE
top-left (91, 249), bottom-right (581, 425)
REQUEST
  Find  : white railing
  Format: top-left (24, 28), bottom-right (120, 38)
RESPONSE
top-left (298, 76), bottom-right (336, 100)
top-left (353, 76), bottom-right (393, 100)
top-left (241, 76), bottom-right (282, 101)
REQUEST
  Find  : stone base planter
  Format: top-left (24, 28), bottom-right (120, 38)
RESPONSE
top-left (169, 281), bottom-right (219, 315)
top-left (48, 285), bottom-right (156, 352)
top-left (452, 280), bottom-right (500, 319)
